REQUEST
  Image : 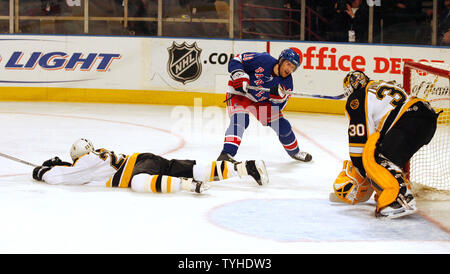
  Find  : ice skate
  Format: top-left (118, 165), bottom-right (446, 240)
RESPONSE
top-left (181, 178), bottom-right (210, 194)
top-left (235, 160), bottom-right (269, 185)
top-left (291, 151), bottom-right (312, 162)
top-left (217, 152), bottom-right (237, 163)
top-left (376, 189), bottom-right (417, 219)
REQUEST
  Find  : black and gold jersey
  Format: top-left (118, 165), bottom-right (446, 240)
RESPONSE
top-left (345, 80), bottom-right (421, 175)
top-left (42, 148), bottom-right (128, 186)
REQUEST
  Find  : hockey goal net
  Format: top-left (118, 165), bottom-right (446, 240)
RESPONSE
top-left (403, 61), bottom-right (450, 199)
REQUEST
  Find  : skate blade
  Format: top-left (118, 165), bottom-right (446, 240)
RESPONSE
top-left (376, 207), bottom-right (418, 219)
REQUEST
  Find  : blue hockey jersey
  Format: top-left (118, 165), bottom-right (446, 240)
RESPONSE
top-left (227, 52), bottom-right (294, 109)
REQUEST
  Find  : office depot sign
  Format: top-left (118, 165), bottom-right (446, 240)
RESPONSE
top-left (290, 45), bottom-right (446, 74)
top-left (269, 42), bottom-right (449, 96)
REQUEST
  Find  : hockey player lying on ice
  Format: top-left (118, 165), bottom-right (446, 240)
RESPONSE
top-left (32, 138), bottom-right (269, 194)
top-left (332, 70), bottom-right (440, 218)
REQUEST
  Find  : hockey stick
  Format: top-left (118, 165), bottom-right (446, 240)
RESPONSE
top-left (248, 85), bottom-right (345, 100)
top-left (0, 152), bottom-right (37, 167)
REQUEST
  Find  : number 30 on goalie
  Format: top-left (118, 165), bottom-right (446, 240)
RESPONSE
top-left (332, 160), bottom-right (374, 204)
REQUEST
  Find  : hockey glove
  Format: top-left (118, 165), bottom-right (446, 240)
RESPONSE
top-left (32, 166), bottom-right (52, 181)
top-left (230, 70), bottom-right (250, 93)
top-left (42, 156), bottom-right (72, 167)
top-left (269, 85), bottom-right (289, 96)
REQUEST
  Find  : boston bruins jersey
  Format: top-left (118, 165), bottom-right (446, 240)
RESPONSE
top-left (345, 80), bottom-right (423, 175)
top-left (42, 148), bottom-right (127, 186)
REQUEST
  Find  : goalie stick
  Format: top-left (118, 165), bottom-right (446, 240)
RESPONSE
top-left (248, 85), bottom-right (345, 100)
top-left (0, 152), bottom-right (37, 167)
top-left (329, 192), bottom-right (345, 203)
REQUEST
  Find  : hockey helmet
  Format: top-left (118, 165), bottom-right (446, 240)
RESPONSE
top-left (279, 47), bottom-right (301, 70)
top-left (70, 138), bottom-right (94, 161)
top-left (343, 70), bottom-right (369, 97)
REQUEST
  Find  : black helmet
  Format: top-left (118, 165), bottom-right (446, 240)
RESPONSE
top-left (343, 70), bottom-right (369, 97)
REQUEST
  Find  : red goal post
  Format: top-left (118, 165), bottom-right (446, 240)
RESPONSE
top-left (402, 61), bottom-right (450, 197)
top-left (403, 61), bottom-right (450, 93)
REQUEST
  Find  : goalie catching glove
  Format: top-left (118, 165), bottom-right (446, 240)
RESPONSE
top-left (230, 70), bottom-right (250, 93)
top-left (332, 160), bottom-right (374, 205)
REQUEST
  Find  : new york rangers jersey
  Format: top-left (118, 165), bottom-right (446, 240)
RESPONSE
top-left (227, 52), bottom-right (294, 108)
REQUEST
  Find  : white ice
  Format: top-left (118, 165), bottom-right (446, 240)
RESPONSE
top-left (0, 101), bottom-right (449, 254)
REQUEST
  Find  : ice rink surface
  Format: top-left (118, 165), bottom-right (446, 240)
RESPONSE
top-left (0, 101), bottom-right (449, 254)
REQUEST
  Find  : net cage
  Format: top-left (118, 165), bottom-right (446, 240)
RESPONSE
top-left (403, 61), bottom-right (450, 199)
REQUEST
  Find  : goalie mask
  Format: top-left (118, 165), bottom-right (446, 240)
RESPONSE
top-left (70, 138), bottom-right (94, 161)
top-left (343, 70), bottom-right (369, 97)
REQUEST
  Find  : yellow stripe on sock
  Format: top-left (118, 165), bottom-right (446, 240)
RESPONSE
top-left (151, 175), bottom-right (158, 193)
top-left (167, 176), bottom-right (172, 193)
top-left (222, 161), bottom-right (228, 179)
top-left (210, 161), bottom-right (217, 182)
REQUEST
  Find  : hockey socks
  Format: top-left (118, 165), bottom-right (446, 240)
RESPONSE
top-left (270, 117), bottom-right (299, 156)
top-left (221, 112), bottom-right (249, 156)
top-left (131, 174), bottom-right (181, 193)
top-left (193, 161), bottom-right (238, 182)
top-left (192, 160), bottom-right (268, 185)
top-left (130, 174), bottom-right (207, 193)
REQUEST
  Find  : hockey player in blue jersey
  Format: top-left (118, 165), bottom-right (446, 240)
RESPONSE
top-left (217, 47), bottom-right (312, 163)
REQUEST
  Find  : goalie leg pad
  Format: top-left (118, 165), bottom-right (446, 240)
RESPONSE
top-left (333, 160), bottom-right (373, 204)
top-left (375, 155), bottom-right (416, 218)
top-left (363, 132), bottom-right (404, 211)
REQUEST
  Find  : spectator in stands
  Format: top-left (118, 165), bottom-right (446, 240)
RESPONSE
top-left (41, 0), bottom-right (61, 16)
top-left (127, 0), bottom-right (157, 36)
top-left (383, 0), bottom-right (422, 27)
top-left (283, 0), bottom-right (301, 39)
top-left (439, 0), bottom-right (450, 45)
top-left (89, 0), bottom-right (125, 35)
top-left (60, 0), bottom-right (84, 34)
top-left (328, 0), bottom-right (368, 42)
top-left (0, 0), bottom-right (10, 33)
top-left (381, 0), bottom-right (423, 40)
top-left (40, 0), bottom-right (62, 34)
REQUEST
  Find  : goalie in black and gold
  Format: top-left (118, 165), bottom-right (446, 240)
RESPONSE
top-left (332, 71), bottom-right (440, 218)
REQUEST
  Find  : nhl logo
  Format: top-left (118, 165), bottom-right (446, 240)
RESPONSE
top-left (167, 41), bottom-right (202, 84)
